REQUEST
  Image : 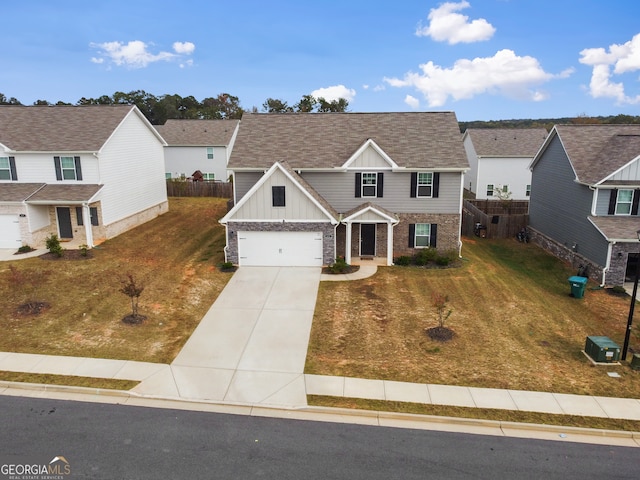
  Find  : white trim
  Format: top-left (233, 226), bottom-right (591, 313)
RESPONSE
top-left (220, 162), bottom-right (339, 225)
top-left (342, 139), bottom-right (399, 169)
top-left (223, 218), bottom-right (332, 223)
top-left (342, 205), bottom-right (398, 224)
top-left (596, 154), bottom-right (640, 186)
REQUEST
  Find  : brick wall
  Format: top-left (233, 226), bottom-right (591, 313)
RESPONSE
top-left (394, 213), bottom-right (461, 258)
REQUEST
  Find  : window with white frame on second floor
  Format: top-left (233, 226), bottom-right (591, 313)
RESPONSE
top-left (615, 189), bottom-right (634, 215)
top-left (526, 184), bottom-right (531, 197)
top-left (54, 156), bottom-right (82, 181)
top-left (362, 172), bottom-right (377, 197)
top-left (417, 172), bottom-right (433, 197)
top-left (0, 157), bottom-right (15, 180)
top-left (207, 147), bottom-right (214, 159)
top-left (486, 184), bottom-right (494, 196)
top-left (202, 173), bottom-right (215, 181)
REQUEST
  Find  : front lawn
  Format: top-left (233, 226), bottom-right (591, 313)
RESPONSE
top-left (0, 197), bottom-right (230, 364)
top-left (305, 237), bottom-right (640, 399)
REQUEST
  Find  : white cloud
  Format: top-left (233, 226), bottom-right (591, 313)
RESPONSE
top-left (404, 95), bottom-right (420, 109)
top-left (173, 41), bottom-right (195, 55)
top-left (416, 1), bottom-right (495, 44)
top-left (90, 40), bottom-right (195, 68)
top-left (579, 33), bottom-right (640, 104)
top-left (384, 49), bottom-right (565, 107)
top-left (311, 85), bottom-right (356, 102)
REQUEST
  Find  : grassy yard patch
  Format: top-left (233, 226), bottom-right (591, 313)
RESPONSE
top-left (306, 237), bottom-right (640, 399)
top-left (0, 371), bottom-right (138, 390)
top-left (0, 197), bottom-right (231, 364)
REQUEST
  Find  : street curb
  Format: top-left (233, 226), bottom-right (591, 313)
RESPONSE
top-left (1, 381), bottom-right (638, 446)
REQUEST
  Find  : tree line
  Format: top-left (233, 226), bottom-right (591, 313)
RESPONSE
top-left (2, 92), bottom-right (639, 129)
top-left (0, 91), bottom-right (349, 125)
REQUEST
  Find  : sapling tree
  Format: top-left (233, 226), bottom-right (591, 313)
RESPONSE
top-left (432, 292), bottom-right (453, 328)
top-left (120, 274), bottom-right (145, 321)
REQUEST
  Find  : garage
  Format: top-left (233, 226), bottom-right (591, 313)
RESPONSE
top-left (237, 231), bottom-right (323, 266)
top-left (0, 214), bottom-right (21, 249)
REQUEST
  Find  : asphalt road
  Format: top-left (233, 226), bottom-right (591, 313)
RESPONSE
top-left (0, 396), bottom-right (637, 479)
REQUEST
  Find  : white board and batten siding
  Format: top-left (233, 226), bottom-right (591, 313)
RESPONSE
top-left (237, 231), bottom-right (323, 266)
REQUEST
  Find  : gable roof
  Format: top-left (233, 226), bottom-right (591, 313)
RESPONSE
top-left (156, 119), bottom-right (239, 146)
top-left (229, 112), bottom-right (467, 170)
top-left (464, 128), bottom-right (547, 157)
top-left (533, 124), bottom-right (640, 185)
top-left (0, 105), bottom-right (159, 152)
top-left (221, 161), bottom-right (339, 224)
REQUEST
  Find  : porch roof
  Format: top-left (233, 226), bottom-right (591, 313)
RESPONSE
top-left (25, 184), bottom-right (103, 204)
top-left (342, 202), bottom-right (399, 223)
top-left (588, 216), bottom-right (640, 242)
top-left (0, 183), bottom-right (46, 202)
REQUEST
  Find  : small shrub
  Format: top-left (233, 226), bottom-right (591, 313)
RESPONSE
top-left (45, 234), bottom-right (63, 257)
top-left (610, 285), bottom-right (627, 295)
top-left (415, 248), bottom-right (437, 266)
top-left (434, 255), bottom-right (450, 266)
top-left (78, 244), bottom-right (89, 257)
top-left (219, 261), bottom-right (236, 272)
top-left (394, 256), bottom-right (412, 266)
top-left (17, 245), bottom-right (34, 254)
top-left (328, 257), bottom-right (351, 274)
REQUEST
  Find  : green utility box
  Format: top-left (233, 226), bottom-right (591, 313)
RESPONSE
top-left (631, 354), bottom-right (640, 371)
top-left (568, 276), bottom-right (588, 298)
top-left (584, 336), bottom-right (621, 363)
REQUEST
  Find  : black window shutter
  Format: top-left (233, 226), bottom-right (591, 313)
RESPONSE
top-left (8, 156), bottom-right (17, 181)
top-left (74, 156), bottom-right (83, 181)
top-left (430, 224), bottom-right (438, 248)
top-left (377, 172), bottom-right (384, 198)
top-left (90, 207), bottom-right (99, 226)
top-left (432, 173), bottom-right (440, 198)
top-left (608, 189), bottom-right (618, 215)
top-left (355, 172), bottom-right (362, 198)
top-left (410, 172), bottom-right (417, 198)
top-left (54, 156), bottom-right (62, 181)
top-left (633, 190), bottom-right (640, 215)
top-left (408, 224), bottom-right (415, 248)
top-left (76, 207), bottom-right (84, 226)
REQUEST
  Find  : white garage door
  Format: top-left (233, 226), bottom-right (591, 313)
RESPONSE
top-left (0, 215), bottom-right (21, 249)
top-left (238, 231), bottom-right (323, 267)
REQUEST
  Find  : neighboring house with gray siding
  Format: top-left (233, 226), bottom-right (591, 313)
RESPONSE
top-left (220, 112), bottom-right (468, 267)
top-left (0, 105), bottom-right (168, 250)
top-left (463, 128), bottom-right (547, 200)
top-left (156, 119), bottom-right (239, 181)
top-left (529, 124), bottom-right (640, 287)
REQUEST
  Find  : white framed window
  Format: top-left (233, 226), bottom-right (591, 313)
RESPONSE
top-left (206, 147), bottom-right (214, 159)
top-left (615, 189), bottom-right (634, 215)
top-left (0, 157), bottom-right (11, 180)
top-left (165, 172), bottom-right (172, 179)
top-left (486, 184), bottom-right (494, 196)
top-left (415, 223), bottom-right (431, 248)
top-left (202, 173), bottom-right (215, 181)
top-left (61, 156), bottom-right (78, 180)
top-left (362, 172), bottom-right (377, 197)
top-left (526, 184), bottom-right (531, 197)
top-left (417, 172), bottom-right (433, 197)
top-left (501, 184), bottom-right (509, 193)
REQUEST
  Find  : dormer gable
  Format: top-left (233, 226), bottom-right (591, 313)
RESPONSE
top-left (342, 139), bottom-right (398, 170)
top-left (598, 153), bottom-right (640, 185)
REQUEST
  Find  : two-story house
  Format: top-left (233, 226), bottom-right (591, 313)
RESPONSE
top-left (220, 112), bottom-right (468, 266)
top-left (529, 124), bottom-right (640, 287)
top-left (0, 105), bottom-right (168, 250)
top-left (463, 128), bottom-right (547, 200)
top-left (156, 119), bottom-right (240, 182)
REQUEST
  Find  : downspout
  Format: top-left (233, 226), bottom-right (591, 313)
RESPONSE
top-left (601, 242), bottom-right (613, 287)
top-left (82, 203), bottom-right (94, 248)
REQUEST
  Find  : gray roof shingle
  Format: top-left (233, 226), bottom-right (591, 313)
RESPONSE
top-left (156, 119), bottom-right (239, 146)
top-left (465, 128), bottom-right (547, 157)
top-left (553, 125), bottom-right (640, 185)
top-left (0, 183), bottom-right (46, 202)
top-left (229, 112), bottom-right (467, 169)
top-left (25, 184), bottom-right (103, 203)
top-left (589, 216), bottom-right (640, 241)
top-left (0, 105), bottom-right (136, 152)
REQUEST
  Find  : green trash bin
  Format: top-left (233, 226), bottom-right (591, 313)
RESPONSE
top-left (568, 276), bottom-right (588, 298)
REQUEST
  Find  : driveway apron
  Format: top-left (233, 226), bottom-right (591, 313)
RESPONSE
top-left (133, 267), bottom-right (320, 407)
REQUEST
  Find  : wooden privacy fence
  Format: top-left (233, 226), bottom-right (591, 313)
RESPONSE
top-left (166, 180), bottom-right (233, 198)
top-left (462, 200), bottom-right (529, 239)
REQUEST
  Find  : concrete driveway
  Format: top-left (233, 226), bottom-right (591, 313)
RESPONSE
top-left (133, 267), bottom-right (321, 407)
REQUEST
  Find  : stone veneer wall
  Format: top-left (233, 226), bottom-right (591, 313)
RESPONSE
top-left (607, 243), bottom-right (640, 287)
top-left (225, 221), bottom-right (336, 265)
top-left (393, 213), bottom-right (461, 258)
top-left (528, 227), bottom-right (605, 284)
top-left (102, 201), bottom-right (168, 244)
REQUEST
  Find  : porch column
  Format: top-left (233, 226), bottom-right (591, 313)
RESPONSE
top-left (345, 221), bottom-right (352, 265)
top-left (83, 204), bottom-right (94, 248)
top-left (387, 222), bottom-right (394, 266)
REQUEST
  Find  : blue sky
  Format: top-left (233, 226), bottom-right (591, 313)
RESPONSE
top-left (2, 0), bottom-right (640, 121)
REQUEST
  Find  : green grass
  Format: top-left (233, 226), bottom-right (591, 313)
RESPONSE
top-left (0, 371), bottom-right (138, 390)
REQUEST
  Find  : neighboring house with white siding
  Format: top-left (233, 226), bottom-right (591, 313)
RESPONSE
top-left (0, 105), bottom-right (168, 250)
top-left (529, 124), bottom-right (640, 287)
top-left (155, 119), bottom-right (239, 182)
top-left (463, 128), bottom-right (547, 200)
top-left (220, 112), bottom-right (468, 266)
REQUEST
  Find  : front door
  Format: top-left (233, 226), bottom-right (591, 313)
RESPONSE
top-left (360, 224), bottom-right (376, 256)
top-left (626, 253), bottom-right (640, 282)
top-left (56, 207), bottom-right (73, 239)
